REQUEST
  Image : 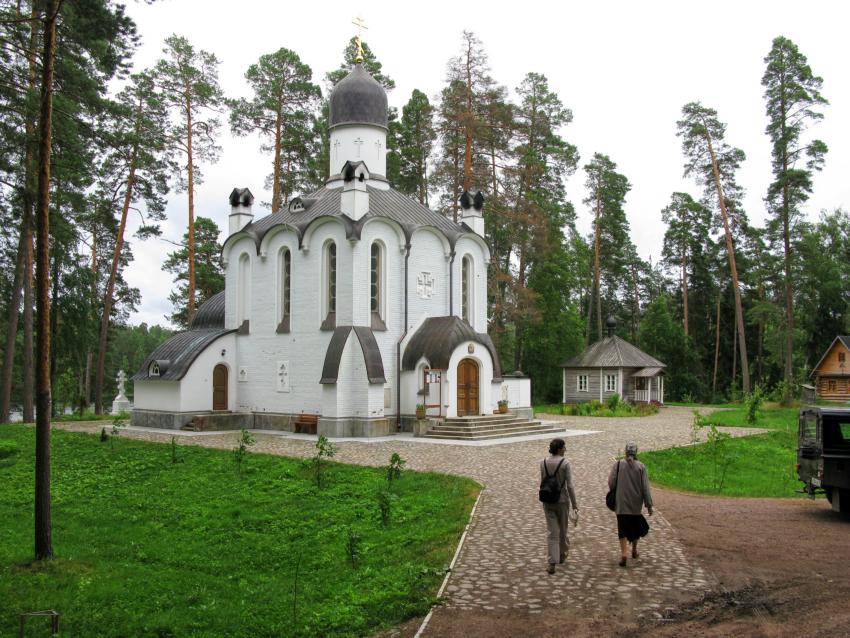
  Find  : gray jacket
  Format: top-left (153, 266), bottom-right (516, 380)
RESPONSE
top-left (540, 455), bottom-right (578, 508)
top-left (608, 458), bottom-right (652, 515)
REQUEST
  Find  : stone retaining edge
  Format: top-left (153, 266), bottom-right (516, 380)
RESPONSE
top-left (414, 488), bottom-right (484, 638)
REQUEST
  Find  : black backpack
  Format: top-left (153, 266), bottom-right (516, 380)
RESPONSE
top-left (538, 458), bottom-right (565, 504)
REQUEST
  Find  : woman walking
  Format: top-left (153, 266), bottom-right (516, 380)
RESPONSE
top-left (608, 441), bottom-right (653, 567)
top-left (540, 438), bottom-right (579, 574)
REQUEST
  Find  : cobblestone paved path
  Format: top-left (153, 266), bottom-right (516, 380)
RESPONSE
top-left (57, 407), bottom-right (761, 628)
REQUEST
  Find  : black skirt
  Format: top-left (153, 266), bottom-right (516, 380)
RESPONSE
top-left (616, 514), bottom-right (649, 541)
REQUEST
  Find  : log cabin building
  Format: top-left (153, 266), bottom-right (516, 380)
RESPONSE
top-left (811, 336), bottom-right (850, 402)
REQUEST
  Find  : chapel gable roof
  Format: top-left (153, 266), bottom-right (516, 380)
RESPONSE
top-left (242, 185), bottom-right (472, 249)
top-left (402, 316), bottom-right (502, 380)
top-left (559, 335), bottom-right (665, 369)
top-left (189, 291), bottom-right (225, 330)
top-left (320, 326), bottom-right (386, 384)
top-left (131, 328), bottom-right (234, 381)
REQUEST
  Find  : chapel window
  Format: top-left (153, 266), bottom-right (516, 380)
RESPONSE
top-left (277, 248), bottom-right (291, 332)
top-left (605, 374), bottom-right (617, 392)
top-left (237, 253), bottom-right (250, 331)
top-left (321, 241), bottom-right (336, 329)
top-left (371, 242), bottom-right (382, 320)
top-left (462, 255), bottom-right (473, 324)
top-left (577, 375), bottom-right (588, 392)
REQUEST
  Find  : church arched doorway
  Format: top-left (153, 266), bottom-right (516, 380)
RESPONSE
top-left (213, 364), bottom-right (228, 411)
top-left (457, 358), bottom-right (479, 416)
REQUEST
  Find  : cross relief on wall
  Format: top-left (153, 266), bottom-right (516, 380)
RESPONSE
top-left (417, 272), bottom-right (434, 299)
top-left (353, 137), bottom-right (364, 158)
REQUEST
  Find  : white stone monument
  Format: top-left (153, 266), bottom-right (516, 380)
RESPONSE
top-left (111, 369), bottom-right (132, 414)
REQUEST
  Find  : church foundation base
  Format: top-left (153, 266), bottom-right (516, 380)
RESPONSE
top-left (318, 417), bottom-right (392, 438)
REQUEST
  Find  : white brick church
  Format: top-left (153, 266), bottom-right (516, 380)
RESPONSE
top-left (131, 61), bottom-right (530, 436)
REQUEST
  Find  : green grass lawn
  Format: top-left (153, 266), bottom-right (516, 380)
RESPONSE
top-left (642, 405), bottom-right (801, 497)
top-left (0, 425), bottom-right (479, 637)
top-left (702, 404), bottom-right (798, 431)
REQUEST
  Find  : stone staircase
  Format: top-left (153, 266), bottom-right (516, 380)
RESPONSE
top-left (421, 413), bottom-right (561, 441)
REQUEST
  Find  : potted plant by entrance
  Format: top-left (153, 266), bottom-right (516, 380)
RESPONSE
top-left (415, 403), bottom-right (426, 419)
top-left (498, 399), bottom-right (509, 414)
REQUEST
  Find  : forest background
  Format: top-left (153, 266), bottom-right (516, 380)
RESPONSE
top-left (1, 0), bottom-right (848, 422)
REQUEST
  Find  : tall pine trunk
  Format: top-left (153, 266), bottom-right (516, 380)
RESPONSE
top-left (0, 229), bottom-right (27, 422)
top-left (185, 94), bottom-right (196, 324)
top-left (35, 0), bottom-right (62, 561)
top-left (23, 233), bottom-right (34, 422)
top-left (94, 101), bottom-right (142, 413)
top-left (705, 131), bottom-right (750, 393)
top-left (681, 252), bottom-right (689, 336)
top-left (271, 105), bottom-right (283, 213)
top-left (592, 191), bottom-right (603, 341)
top-left (712, 288), bottom-right (721, 396)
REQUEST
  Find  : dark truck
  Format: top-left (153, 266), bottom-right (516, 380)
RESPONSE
top-left (797, 406), bottom-right (850, 513)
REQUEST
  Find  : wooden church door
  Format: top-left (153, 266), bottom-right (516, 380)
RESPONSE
top-left (213, 364), bottom-right (228, 411)
top-left (457, 358), bottom-right (479, 416)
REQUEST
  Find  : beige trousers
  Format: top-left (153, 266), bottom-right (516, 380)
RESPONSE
top-left (543, 502), bottom-right (570, 564)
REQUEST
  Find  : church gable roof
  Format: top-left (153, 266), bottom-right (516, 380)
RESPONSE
top-left (559, 335), bottom-right (665, 369)
top-left (132, 328), bottom-right (234, 381)
top-left (320, 325), bottom-right (386, 384)
top-left (402, 316), bottom-right (502, 380)
top-left (189, 291), bottom-right (225, 330)
top-left (243, 185), bottom-right (471, 250)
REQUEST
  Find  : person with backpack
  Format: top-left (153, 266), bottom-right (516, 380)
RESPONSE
top-left (608, 441), bottom-right (653, 567)
top-left (539, 438), bottom-right (579, 574)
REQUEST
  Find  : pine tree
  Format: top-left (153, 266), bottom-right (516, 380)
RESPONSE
top-left (154, 35), bottom-right (223, 325)
top-left (583, 153), bottom-right (631, 343)
top-left (677, 102), bottom-right (751, 393)
top-left (762, 36), bottom-right (828, 402)
top-left (163, 217), bottom-right (225, 328)
top-left (93, 71), bottom-right (170, 414)
top-left (396, 89), bottom-right (436, 204)
top-left (229, 48), bottom-right (320, 213)
top-left (661, 192), bottom-right (712, 337)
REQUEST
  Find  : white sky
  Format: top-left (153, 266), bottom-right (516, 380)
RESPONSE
top-left (120, 0), bottom-right (850, 327)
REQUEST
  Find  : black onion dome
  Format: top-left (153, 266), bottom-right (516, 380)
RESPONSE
top-left (329, 64), bottom-right (388, 130)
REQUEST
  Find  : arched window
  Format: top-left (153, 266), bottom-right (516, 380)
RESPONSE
top-left (461, 255), bottom-right (473, 324)
top-left (237, 253), bottom-right (250, 332)
top-left (370, 242), bottom-right (386, 329)
top-left (322, 241), bottom-right (336, 329)
top-left (277, 248), bottom-right (291, 333)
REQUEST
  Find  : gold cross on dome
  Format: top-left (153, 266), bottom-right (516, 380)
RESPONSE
top-left (352, 16), bottom-right (368, 63)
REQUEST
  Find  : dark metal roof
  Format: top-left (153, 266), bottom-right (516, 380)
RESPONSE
top-left (242, 184), bottom-right (470, 249)
top-left (560, 335), bottom-right (665, 369)
top-left (189, 291), bottom-right (225, 330)
top-left (132, 328), bottom-right (234, 381)
top-left (811, 336), bottom-right (850, 377)
top-left (402, 316), bottom-right (502, 380)
top-left (320, 326), bottom-right (386, 384)
top-left (329, 64), bottom-right (388, 130)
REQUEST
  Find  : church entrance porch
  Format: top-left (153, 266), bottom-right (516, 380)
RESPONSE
top-left (212, 364), bottom-right (228, 411)
top-left (457, 358), bottom-right (480, 416)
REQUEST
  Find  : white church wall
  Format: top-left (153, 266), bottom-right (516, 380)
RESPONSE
top-left (501, 376), bottom-right (532, 408)
top-left (330, 124), bottom-right (386, 177)
top-left (134, 380), bottom-right (181, 412)
top-left (445, 341), bottom-right (496, 418)
top-left (179, 333), bottom-right (236, 412)
top-left (254, 227), bottom-right (299, 334)
top-left (407, 229), bottom-right (449, 330)
top-left (224, 236), bottom-right (257, 330)
top-left (452, 237), bottom-right (489, 333)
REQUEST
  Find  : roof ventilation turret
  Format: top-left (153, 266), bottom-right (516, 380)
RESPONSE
top-left (228, 187), bottom-right (254, 235)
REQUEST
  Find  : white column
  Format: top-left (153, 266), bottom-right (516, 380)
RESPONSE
top-left (599, 369), bottom-right (603, 401)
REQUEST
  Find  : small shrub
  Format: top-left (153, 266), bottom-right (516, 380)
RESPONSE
top-left (386, 452), bottom-right (406, 484)
top-left (705, 423), bottom-right (733, 491)
top-left (170, 436), bottom-right (182, 464)
top-left (690, 408), bottom-right (705, 445)
top-left (345, 526), bottom-right (362, 568)
top-left (744, 386), bottom-right (764, 425)
top-left (109, 415), bottom-right (125, 451)
top-left (233, 428), bottom-right (255, 475)
top-left (559, 403), bottom-right (566, 415)
top-left (100, 427), bottom-right (109, 443)
top-left (606, 393), bottom-right (621, 410)
top-left (376, 489), bottom-right (396, 527)
top-left (312, 435), bottom-right (337, 488)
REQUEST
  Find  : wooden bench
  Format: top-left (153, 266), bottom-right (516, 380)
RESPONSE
top-left (294, 413), bottom-right (318, 435)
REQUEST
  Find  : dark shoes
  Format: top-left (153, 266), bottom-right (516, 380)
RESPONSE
top-left (559, 551), bottom-right (567, 564)
top-left (619, 557), bottom-right (627, 567)
top-left (547, 563), bottom-right (556, 574)
top-left (632, 548), bottom-right (639, 559)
